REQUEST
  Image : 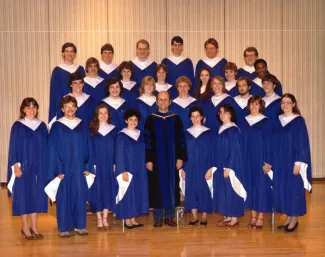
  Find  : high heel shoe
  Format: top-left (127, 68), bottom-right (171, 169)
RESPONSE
top-left (225, 220), bottom-right (239, 228)
top-left (248, 216), bottom-right (257, 228)
top-left (284, 221), bottom-right (298, 232)
top-left (188, 219), bottom-right (199, 225)
top-left (21, 229), bottom-right (34, 240)
top-left (30, 228), bottom-right (44, 239)
top-left (255, 218), bottom-right (264, 229)
top-left (200, 220), bottom-right (208, 226)
top-left (97, 218), bottom-right (104, 231)
top-left (277, 224), bottom-right (289, 230)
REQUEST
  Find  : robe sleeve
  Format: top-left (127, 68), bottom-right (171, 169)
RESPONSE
top-left (174, 115), bottom-right (187, 162)
top-left (83, 128), bottom-right (94, 174)
top-left (224, 128), bottom-right (242, 171)
top-left (144, 115), bottom-right (156, 163)
top-left (262, 119), bottom-right (273, 165)
top-left (49, 69), bottom-right (60, 124)
top-left (47, 123), bottom-right (63, 181)
top-left (115, 134), bottom-right (128, 175)
top-left (294, 118), bottom-right (311, 164)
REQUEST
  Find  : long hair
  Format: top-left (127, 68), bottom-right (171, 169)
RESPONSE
top-left (194, 67), bottom-right (212, 101)
top-left (281, 93), bottom-right (301, 115)
top-left (19, 97), bottom-right (39, 119)
top-left (89, 104), bottom-right (112, 135)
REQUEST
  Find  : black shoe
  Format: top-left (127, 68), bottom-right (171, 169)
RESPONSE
top-left (133, 223), bottom-right (144, 228)
top-left (188, 219), bottom-right (199, 225)
top-left (284, 222), bottom-right (298, 233)
top-left (200, 221), bottom-right (208, 226)
top-left (154, 220), bottom-right (163, 227)
top-left (277, 224), bottom-right (289, 230)
top-left (164, 217), bottom-right (177, 227)
top-left (124, 223), bottom-right (135, 230)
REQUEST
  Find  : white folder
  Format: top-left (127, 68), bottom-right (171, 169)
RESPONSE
top-left (85, 173), bottom-right (96, 189)
top-left (116, 172), bottom-right (133, 204)
top-left (8, 163), bottom-right (20, 193)
top-left (44, 177), bottom-right (62, 202)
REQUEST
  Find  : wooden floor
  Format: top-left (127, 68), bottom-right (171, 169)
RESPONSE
top-left (1, 183), bottom-right (325, 257)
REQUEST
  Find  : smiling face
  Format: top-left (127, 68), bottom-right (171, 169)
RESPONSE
top-left (177, 82), bottom-right (190, 98)
top-left (205, 43), bottom-right (218, 59)
top-left (249, 101), bottom-right (261, 116)
top-left (61, 102), bottom-right (77, 119)
top-left (101, 50), bottom-right (114, 64)
top-left (281, 96), bottom-right (295, 114)
top-left (125, 116), bottom-right (138, 130)
top-left (244, 50), bottom-right (258, 66)
top-left (109, 82), bottom-right (121, 98)
top-left (71, 79), bottom-right (84, 94)
top-left (87, 63), bottom-right (99, 77)
top-left (144, 83), bottom-right (154, 95)
top-left (98, 107), bottom-right (109, 123)
top-left (190, 111), bottom-right (203, 127)
top-left (157, 91), bottom-right (171, 112)
top-left (200, 70), bottom-right (210, 85)
top-left (62, 47), bottom-right (76, 63)
top-left (136, 43), bottom-right (149, 61)
top-left (23, 104), bottom-right (38, 120)
top-left (225, 69), bottom-right (237, 82)
top-left (211, 78), bottom-right (224, 95)
top-left (121, 68), bottom-right (132, 81)
top-left (256, 62), bottom-right (268, 78)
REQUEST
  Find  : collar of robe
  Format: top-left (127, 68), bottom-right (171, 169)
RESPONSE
top-left (234, 95), bottom-right (252, 109)
top-left (211, 93), bottom-right (229, 107)
top-left (58, 63), bottom-right (80, 73)
top-left (245, 114), bottom-right (267, 126)
top-left (253, 77), bottom-right (262, 87)
top-left (263, 93), bottom-right (281, 107)
top-left (167, 55), bottom-right (186, 65)
top-left (155, 83), bottom-right (172, 92)
top-left (152, 111), bottom-right (175, 119)
top-left (68, 93), bottom-right (90, 107)
top-left (187, 125), bottom-right (210, 138)
top-left (219, 122), bottom-right (238, 134)
top-left (58, 117), bottom-right (82, 130)
top-left (242, 65), bottom-right (255, 73)
top-left (19, 118), bottom-right (42, 131)
top-left (84, 76), bottom-right (104, 88)
top-left (202, 56), bottom-right (222, 67)
top-left (138, 94), bottom-right (156, 106)
top-left (98, 123), bottom-right (115, 136)
top-left (99, 61), bottom-right (118, 75)
top-left (120, 128), bottom-right (141, 141)
top-left (132, 57), bottom-right (154, 70)
top-left (102, 97), bottom-right (126, 110)
top-left (173, 96), bottom-right (196, 108)
top-left (121, 80), bottom-right (137, 90)
top-left (279, 114), bottom-right (300, 127)
top-left (225, 80), bottom-right (237, 91)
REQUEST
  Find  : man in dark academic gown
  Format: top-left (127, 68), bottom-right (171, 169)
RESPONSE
top-left (144, 91), bottom-right (187, 227)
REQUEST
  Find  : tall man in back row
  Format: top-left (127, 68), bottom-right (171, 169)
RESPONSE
top-left (144, 91), bottom-right (187, 227)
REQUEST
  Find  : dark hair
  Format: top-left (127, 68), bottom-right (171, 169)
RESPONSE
top-left (224, 62), bottom-right (238, 73)
top-left (176, 76), bottom-right (192, 89)
top-left (89, 104), bottom-right (111, 135)
top-left (61, 42), bottom-right (77, 53)
top-left (204, 38), bottom-right (219, 49)
top-left (254, 59), bottom-right (268, 69)
top-left (171, 36), bottom-right (183, 45)
top-left (248, 95), bottom-right (265, 114)
top-left (244, 47), bottom-right (259, 57)
top-left (106, 78), bottom-right (123, 96)
top-left (155, 63), bottom-right (168, 77)
top-left (85, 57), bottom-right (99, 73)
top-left (118, 61), bottom-right (134, 79)
top-left (281, 93), bottom-right (301, 115)
top-left (262, 74), bottom-right (279, 91)
top-left (19, 97), bottom-right (39, 119)
top-left (188, 105), bottom-right (204, 118)
top-left (217, 104), bottom-right (237, 124)
top-left (236, 77), bottom-right (251, 88)
top-left (194, 67), bottom-right (212, 100)
top-left (69, 72), bottom-right (84, 87)
top-left (124, 108), bottom-right (141, 121)
top-left (101, 43), bottom-right (114, 54)
top-left (60, 95), bottom-right (77, 109)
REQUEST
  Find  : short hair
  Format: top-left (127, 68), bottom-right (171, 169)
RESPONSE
top-left (244, 47), bottom-right (259, 57)
top-left (136, 39), bottom-right (149, 49)
top-left (117, 61), bottom-right (134, 79)
top-left (236, 77), bottom-right (251, 88)
top-left (262, 74), bottom-right (279, 85)
top-left (124, 108), bottom-right (141, 121)
top-left (204, 38), bottom-right (219, 49)
top-left (217, 104), bottom-right (237, 124)
top-left (188, 105), bottom-right (204, 118)
top-left (155, 64), bottom-right (168, 79)
top-left (211, 76), bottom-right (226, 93)
top-left (106, 78), bottom-right (123, 96)
top-left (157, 91), bottom-right (171, 102)
top-left (139, 76), bottom-right (156, 95)
top-left (19, 97), bottom-right (39, 119)
top-left (171, 36), bottom-right (183, 45)
top-left (247, 94), bottom-right (265, 114)
top-left (61, 42), bottom-right (77, 53)
top-left (69, 72), bottom-right (84, 87)
top-left (254, 59), bottom-right (268, 69)
top-left (101, 43), bottom-right (114, 54)
top-left (60, 95), bottom-right (77, 109)
top-left (89, 104), bottom-right (112, 135)
top-left (281, 93), bottom-right (301, 115)
top-left (176, 76), bottom-right (192, 89)
top-left (224, 62), bottom-right (238, 73)
top-left (85, 57), bottom-right (99, 73)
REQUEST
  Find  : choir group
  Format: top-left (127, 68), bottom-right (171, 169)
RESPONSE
top-left (7, 36), bottom-right (312, 240)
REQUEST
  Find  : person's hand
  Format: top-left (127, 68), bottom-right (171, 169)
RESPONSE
top-left (224, 168), bottom-right (230, 178)
top-left (122, 172), bottom-right (129, 182)
top-left (205, 168), bottom-right (212, 180)
top-left (146, 162), bottom-right (153, 171)
top-left (293, 164), bottom-right (300, 175)
top-left (263, 162), bottom-right (272, 174)
top-left (181, 169), bottom-right (186, 180)
top-left (83, 171), bottom-right (90, 176)
top-left (176, 159), bottom-right (183, 170)
top-left (57, 174), bottom-right (65, 180)
top-left (14, 164), bottom-right (22, 178)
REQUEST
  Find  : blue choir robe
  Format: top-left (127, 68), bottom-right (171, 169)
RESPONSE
top-left (154, 83), bottom-right (178, 100)
top-left (201, 94), bottom-right (239, 135)
top-left (233, 95), bottom-right (251, 124)
top-left (89, 124), bottom-right (118, 213)
top-left (252, 77), bottom-right (283, 96)
top-left (225, 81), bottom-right (237, 97)
top-left (83, 76), bottom-right (107, 102)
top-left (183, 126), bottom-right (213, 213)
top-left (237, 66), bottom-right (257, 81)
top-left (57, 93), bottom-right (97, 127)
top-left (239, 115), bottom-right (273, 213)
top-left (272, 115), bottom-right (312, 216)
top-left (144, 111), bottom-right (187, 209)
top-left (48, 117), bottom-right (93, 232)
top-left (228, 81), bottom-right (265, 97)
top-left (195, 57), bottom-right (227, 80)
top-left (161, 56), bottom-right (195, 87)
top-left (100, 97), bottom-right (129, 131)
top-left (212, 123), bottom-right (246, 217)
top-left (115, 129), bottom-right (149, 219)
top-left (170, 96), bottom-right (198, 129)
top-left (131, 58), bottom-right (158, 84)
top-left (98, 62), bottom-right (119, 81)
top-left (49, 63), bottom-right (86, 126)
top-left (131, 95), bottom-right (157, 131)
top-left (120, 81), bottom-right (139, 102)
top-left (263, 94), bottom-right (282, 128)
top-left (7, 119), bottom-right (48, 216)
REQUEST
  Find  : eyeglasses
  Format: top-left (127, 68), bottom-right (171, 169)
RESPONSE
top-left (281, 101), bottom-right (293, 105)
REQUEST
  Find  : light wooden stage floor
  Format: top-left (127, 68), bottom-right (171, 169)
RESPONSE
top-left (0, 182), bottom-right (325, 257)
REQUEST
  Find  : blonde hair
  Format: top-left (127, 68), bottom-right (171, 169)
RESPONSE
top-left (211, 76), bottom-right (226, 93)
top-left (139, 76), bottom-right (156, 95)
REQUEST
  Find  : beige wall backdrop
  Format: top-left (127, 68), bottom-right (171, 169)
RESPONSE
top-left (0, 0), bottom-right (324, 181)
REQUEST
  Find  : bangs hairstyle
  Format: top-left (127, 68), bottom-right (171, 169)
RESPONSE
top-left (244, 47), bottom-right (259, 57)
top-left (89, 104), bottom-right (111, 135)
top-left (247, 95), bottom-right (265, 114)
top-left (118, 61), bottom-right (134, 79)
top-left (262, 73), bottom-right (279, 89)
top-left (19, 97), bottom-right (39, 119)
top-left (217, 103), bottom-right (237, 124)
top-left (61, 42), bottom-right (77, 53)
top-left (155, 64), bottom-right (168, 80)
top-left (85, 57), bottom-right (99, 72)
top-left (60, 95), bottom-right (77, 109)
top-left (136, 39), bottom-right (149, 49)
top-left (171, 36), bottom-right (183, 45)
top-left (281, 93), bottom-right (301, 115)
top-left (124, 108), bottom-right (141, 121)
top-left (140, 76), bottom-right (156, 95)
top-left (224, 62), bottom-right (238, 73)
top-left (204, 38), bottom-right (219, 49)
top-left (211, 76), bottom-right (226, 93)
top-left (106, 78), bottom-right (123, 96)
top-left (176, 76), bottom-right (192, 88)
top-left (101, 43), bottom-right (114, 54)
top-left (194, 67), bottom-right (212, 101)
top-left (69, 72), bottom-right (84, 87)
top-left (188, 105), bottom-right (204, 118)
